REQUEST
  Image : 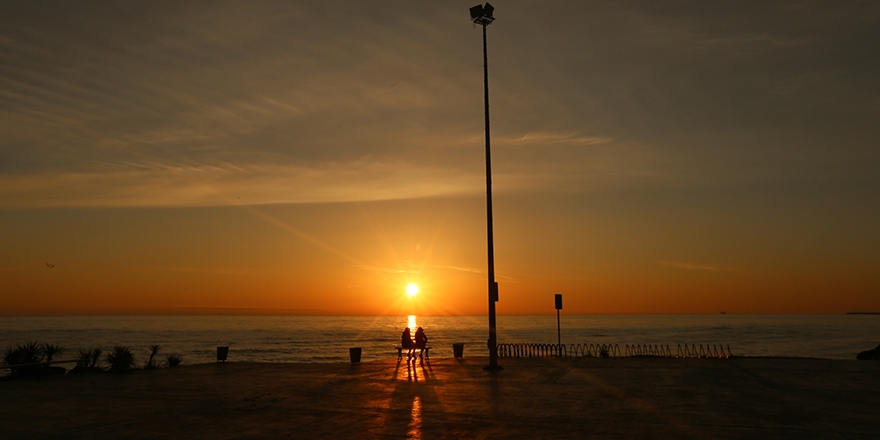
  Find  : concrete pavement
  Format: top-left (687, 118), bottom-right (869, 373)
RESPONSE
top-left (1, 356), bottom-right (878, 439)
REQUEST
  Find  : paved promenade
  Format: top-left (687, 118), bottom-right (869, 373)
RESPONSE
top-left (1, 356), bottom-right (878, 439)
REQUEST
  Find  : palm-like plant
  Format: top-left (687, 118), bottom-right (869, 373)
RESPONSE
top-left (165, 353), bottom-right (182, 368)
top-left (76, 348), bottom-right (91, 367)
top-left (90, 348), bottom-right (102, 368)
top-left (42, 343), bottom-right (64, 364)
top-left (3, 342), bottom-right (44, 376)
top-left (3, 342), bottom-right (42, 365)
top-left (106, 346), bottom-right (135, 373)
top-left (76, 348), bottom-right (103, 368)
top-left (3, 345), bottom-right (18, 366)
top-left (72, 348), bottom-right (104, 374)
top-left (145, 345), bottom-right (160, 369)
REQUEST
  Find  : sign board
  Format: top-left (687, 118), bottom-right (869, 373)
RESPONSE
top-left (555, 293), bottom-right (562, 310)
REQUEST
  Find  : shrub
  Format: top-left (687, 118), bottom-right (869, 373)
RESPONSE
top-left (106, 346), bottom-right (135, 373)
top-left (71, 348), bottom-right (105, 374)
top-left (76, 348), bottom-right (103, 368)
top-left (77, 348), bottom-right (91, 367)
top-left (3, 342), bottom-right (42, 365)
top-left (165, 353), bottom-right (182, 368)
top-left (3, 342), bottom-right (44, 377)
top-left (42, 343), bottom-right (64, 363)
top-left (90, 348), bottom-right (103, 367)
top-left (145, 345), bottom-right (161, 369)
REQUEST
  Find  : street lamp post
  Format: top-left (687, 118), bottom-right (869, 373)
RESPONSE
top-left (470, 3), bottom-right (502, 371)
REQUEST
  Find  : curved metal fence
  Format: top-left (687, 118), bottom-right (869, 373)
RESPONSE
top-left (675, 344), bottom-right (732, 359)
top-left (497, 343), bottom-right (566, 358)
top-left (568, 343), bottom-right (622, 358)
top-left (624, 344), bottom-right (673, 357)
top-left (496, 342), bottom-right (733, 359)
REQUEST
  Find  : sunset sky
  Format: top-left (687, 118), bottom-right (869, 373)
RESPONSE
top-left (2, 1), bottom-right (878, 316)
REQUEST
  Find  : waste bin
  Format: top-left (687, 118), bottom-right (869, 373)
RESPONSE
top-left (349, 347), bottom-right (362, 364)
top-left (452, 343), bottom-right (464, 358)
top-left (217, 346), bottom-right (229, 362)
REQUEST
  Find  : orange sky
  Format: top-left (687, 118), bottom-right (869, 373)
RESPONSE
top-left (1, 2), bottom-right (879, 315)
top-left (2, 192), bottom-right (877, 315)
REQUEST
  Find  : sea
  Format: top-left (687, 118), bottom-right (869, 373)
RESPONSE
top-left (1, 314), bottom-right (878, 366)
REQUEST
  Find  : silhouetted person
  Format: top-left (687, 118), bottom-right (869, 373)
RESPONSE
top-left (414, 327), bottom-right (428, 363)
top-left (401, 327), bottom-right (414, 361)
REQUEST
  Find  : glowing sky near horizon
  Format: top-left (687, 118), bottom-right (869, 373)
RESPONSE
top-left (1, 1), bottom-right (879, 315)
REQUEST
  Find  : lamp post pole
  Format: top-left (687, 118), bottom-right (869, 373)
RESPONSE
top-left (483, 20), bottom-right (500, 371)
top-left (470, 3), bottom-right (501, 371)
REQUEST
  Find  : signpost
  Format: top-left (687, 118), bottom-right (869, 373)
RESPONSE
top-left (555, 294), bottom-right (563, 348)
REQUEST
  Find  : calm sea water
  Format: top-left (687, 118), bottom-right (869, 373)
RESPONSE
top-left (1, 315), bottom-right (878, 366)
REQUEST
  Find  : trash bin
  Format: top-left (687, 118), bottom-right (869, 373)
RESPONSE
top-left (217, 346), bottom-right (229, 362)
top-left (453, 343), bottom-right (464, 358)
top-left (349, 347), bottom-right (362, 364)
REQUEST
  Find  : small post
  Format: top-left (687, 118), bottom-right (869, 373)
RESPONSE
top-left (555, 294), bottom-right (563, 349)
top-left (453, 342), bottom-right (465, 359)
top-left (349, 347), bottom-right (362, 364)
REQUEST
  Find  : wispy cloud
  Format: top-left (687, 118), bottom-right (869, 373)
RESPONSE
top-left (357, 265), bottom-right (421, 275)
top-left (0, 160), bottom-right (484, 208)
top-left (1, 1), bottom-right (877, 210)
top-left (428, 264), bottom-right (483, 275)
top-left (657, 261), bottom-right (737, 272)
top-left (163, 267), bottom-right (277, 276)
top-left (498, 132), bottom-right (613, 147)
top-left (696, 34), bottom-right (808, 48)
top-left (356, 261), bottom-right (484, 276)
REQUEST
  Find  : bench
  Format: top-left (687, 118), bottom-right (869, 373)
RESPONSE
top-left (0, 359), bottom-right (86, 369)
top-left (395, 346), bottom-right (431, 361)
top-left (2, 359), bottom-right (88, 377)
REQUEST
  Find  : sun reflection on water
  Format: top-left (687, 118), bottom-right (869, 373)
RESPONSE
top-left (407, 395), bottom-right (422, 439)
top-left (407, 315), bottom-right (417, 331)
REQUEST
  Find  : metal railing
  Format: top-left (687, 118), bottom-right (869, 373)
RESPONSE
top-left (625, 344), bottom-right (672, 357)
top-left (568, 343), bottom-right (622, 357)
top-left (496, 343), bottom-right (733, 359)
top-left (675, 344), bottom-right (733, 359)
top-left (497, 343), bottom-right (567, 358)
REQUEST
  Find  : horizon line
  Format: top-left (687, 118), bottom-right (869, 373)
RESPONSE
top-left (0, 308), bottom-right (855, 318)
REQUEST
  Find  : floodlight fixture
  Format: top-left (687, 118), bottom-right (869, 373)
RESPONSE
top-left (470, 3), bottom-right (495, 26)
top-left (469, 5), bottom-right (482, 20)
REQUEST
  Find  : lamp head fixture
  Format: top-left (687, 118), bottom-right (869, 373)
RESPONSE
top-left (470, 3), bottom-right (495, 26)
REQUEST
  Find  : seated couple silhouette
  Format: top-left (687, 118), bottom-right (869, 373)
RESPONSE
top-left (400, 326), bottom-right (428, 363)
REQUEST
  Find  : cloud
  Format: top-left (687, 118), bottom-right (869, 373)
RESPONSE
top-left (657, 261), bottom-right (737, 272)
top-left (428, 264), bottom-right (483, 275)
top-left (163, 267), bottom-right (276, 275)
top-left (357, 264), bottom-right (421, 275)
top-left (498, 132), bottom-right (612, 147)
top-left (0, 159), bottom-right (485, 208)
top-left (356, 261), bottom-right (484, 277)
top-left (1, 1), bottom-right (878, 210)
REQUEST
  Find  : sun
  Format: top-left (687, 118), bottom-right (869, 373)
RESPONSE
top-left (406, 284), bottom-right (419, 297)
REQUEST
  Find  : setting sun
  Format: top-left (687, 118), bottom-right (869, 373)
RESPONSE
top-left (406, 284), bottom-right (419, 297)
